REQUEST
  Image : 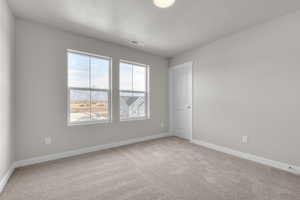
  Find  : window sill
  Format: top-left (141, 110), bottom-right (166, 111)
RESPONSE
top-left (68, 120), bottom-right (112, 127)
top-left (120, 117), bottom-right (150, 122)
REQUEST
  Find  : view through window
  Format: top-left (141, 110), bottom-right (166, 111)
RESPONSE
top-left (68, 50), bottom-right (111, 124)
top-left (119, 61), bottom-right (149, 120)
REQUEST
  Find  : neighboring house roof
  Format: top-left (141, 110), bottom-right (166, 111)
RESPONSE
top-left (125, 97), bottom-right (139, 106)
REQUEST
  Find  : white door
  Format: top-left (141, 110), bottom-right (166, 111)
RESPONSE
top-left (169, 62), bottom-right (192, 140)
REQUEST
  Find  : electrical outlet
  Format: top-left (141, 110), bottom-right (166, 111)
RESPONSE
top-left (242, 136), bottom-right (248, 144)
top-left (45, 137), bottom-right (52, 145)
top-left (160, 122), bottom-right (164, 128)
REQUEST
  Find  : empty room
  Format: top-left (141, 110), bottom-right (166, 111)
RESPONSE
top-left (1, 0), bottom-right (300, 199)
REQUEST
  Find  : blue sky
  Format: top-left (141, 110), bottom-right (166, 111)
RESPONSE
top-left (68, 52), bottom-right (146, 102)
top-left (119, 62), bottom-right (146, 91)
top-left (68, 52), bottom-right (109, 89)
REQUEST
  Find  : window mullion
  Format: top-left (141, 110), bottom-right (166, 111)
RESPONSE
top-left (131, 64), bottom-right (134, 94)
top-left (69, 87), bottom-right (88, 91)
top-left (89, 56), bottom-right (92, 121)
top-left (146, 67), bottom-right (148, 118)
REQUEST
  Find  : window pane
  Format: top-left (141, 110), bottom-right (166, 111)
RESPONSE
top-left (133, 65), bottom-right (146, 92)
top-left (120, 92), bottom-right (146, 120)
top-left (119, 62), bottom-right (133, 90)
top-left (91, 91), bottom-right (109, 121)
top-left (70, 89), bottom-right (91, 122)
top-left (68, 53), bottom-right (90, 88)
top-left (91, 57), bottom-right (110, 89)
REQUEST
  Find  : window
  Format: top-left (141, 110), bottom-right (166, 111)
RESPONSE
top-left (68, 50), bottom-right (111, 125)
top-left (119, 60), bottom-right (149, 121)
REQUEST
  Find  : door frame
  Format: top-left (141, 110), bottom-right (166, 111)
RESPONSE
top-left (169, 61), bottom-right (193, 141)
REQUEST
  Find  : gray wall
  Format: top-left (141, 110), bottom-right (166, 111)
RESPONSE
top-left (170, 11), bottom-right (300, 167)
top-left (0, 0), bottom-right (15, 178)
top-left (15, 19), bottom-right (168, 161)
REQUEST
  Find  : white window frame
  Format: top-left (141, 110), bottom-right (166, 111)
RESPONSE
top-left (119, 59), bottom-right (150, 121)
top-left (67, 49), bottom-right (112, 126)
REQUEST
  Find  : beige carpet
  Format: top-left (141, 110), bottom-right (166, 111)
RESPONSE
top-left (1, 137), bottom-right (300, 200)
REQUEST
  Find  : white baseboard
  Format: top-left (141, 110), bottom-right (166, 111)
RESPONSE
top-left (191, 139), bottom-right (300, 175)
top-left (0, 165), bottom-right (15, 194)
top-left (4, 134), bottom-right (297, 194)
top-left (15, 133), bottom-right (172, 168)
top-left (0, 133), bottom-right (171, 194)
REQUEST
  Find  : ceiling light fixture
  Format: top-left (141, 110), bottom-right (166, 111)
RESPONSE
top-left (153, 0), bottom-right (175, 8)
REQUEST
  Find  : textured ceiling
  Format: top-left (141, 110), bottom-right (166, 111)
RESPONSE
top-left (8, 0), bottom-right (300, 57)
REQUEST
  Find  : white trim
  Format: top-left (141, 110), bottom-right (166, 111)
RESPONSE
top-left (1, 133), bottom-right (172, 193)
top-left (119, 59), bottom-right (149, 68)
top-left (67, 49), bottom-right (111, 60)
top-left (191, 139), bottom-right (300, 175)
top-left (119, 60), bottom-right (150, 121)
top-left (0, 165), bottom-right (15, 194)
top-left (120, 117), bottom-right (149, 122)
top-left (15, 133), bottom-right (171, 168)
top-left (67, 50), bottom-right (113, 126)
